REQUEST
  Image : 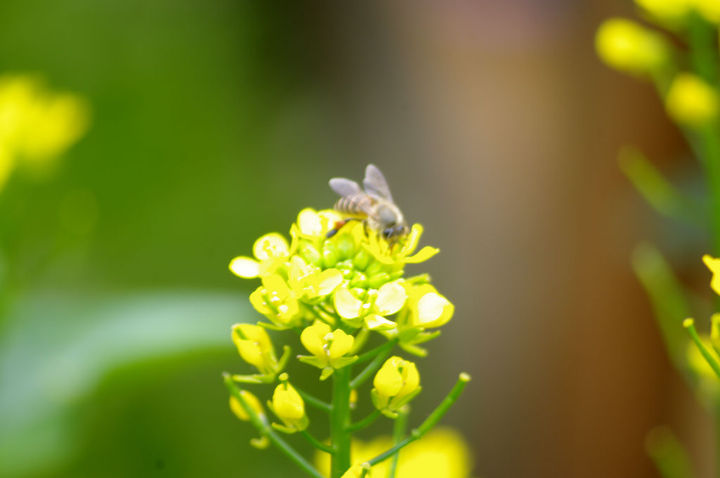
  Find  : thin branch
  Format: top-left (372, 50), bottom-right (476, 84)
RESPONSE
top-left (684, 319), bottom-right (720, 378)
top-left (367, 373), bottom-right (471, 467)
top-left (351, 340), bottom-right (397, 389)
top-left (388, 408), bottom-right (409, 478)
top-left (223, 374), bottom-right (324, 478)
top-left (347, 410), bottom-right (381, 433)
top-left (296, 388), bottom-right (332, 413)
top-left (355, 339), bottom-right (397, 365)
top-left (301, 430), bottom-right (334, 454)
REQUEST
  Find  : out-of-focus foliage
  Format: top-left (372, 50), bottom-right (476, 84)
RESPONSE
top-left (0, 0), bottom-right (343, 477)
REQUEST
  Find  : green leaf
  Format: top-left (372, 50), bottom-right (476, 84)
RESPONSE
top-left (0, 290), bottom-right (249, 477)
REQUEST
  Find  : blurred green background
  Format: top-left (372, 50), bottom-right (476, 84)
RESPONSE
top-left (0, 0), bottom-right (711, 477)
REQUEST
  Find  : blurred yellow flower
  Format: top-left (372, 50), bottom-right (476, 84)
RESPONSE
top-left (0, 74), bottom-right (89, 191)
top-left (635, 0), bottom-right (691, 26)
top-left (232, 323), bottom-right (279, 375)
top-left (665, 74), bottom-right (719, 127)
top-left (703, 254), bottom-right (720, 295)
top-left (595, 18), bottom-right (669, 76)
top-left (229, 390), bottom-right (265, 421)
top-left (317, 428), bottom-right (473, 478)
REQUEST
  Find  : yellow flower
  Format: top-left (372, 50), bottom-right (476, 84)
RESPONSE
top-left (232, 323), bottom-right (278, 375)
top-left (595, 18), bottom-right (669, 76)
top-left (300, 321), bottom-right (356, 370)
top-left (316, 428), bottom-right (473, 478)
top-left (0, 74), bottom-right (89, 192)
top-left (666, 74), bottom-right (719, 127)
top-left (372, 356), bottom-right (421, 417)
top-left (249, 273), bottom-right (302, 328)
top-left (270, 378), bottom-right (308, 432)
top-left (365, 223), bottom-right (438, 266)
top-left (703, 254), bottom-right (720, 295)
top-left (693, 0), bottom-right (720, 23)
top-left (229, 232), bottom-right (290, 278)
top-left (229, 390), bottom-right (265, 421)
top-left (287, 256), bottom-right (344, 299)
top-left (334, 281), bottom-right (407, 330)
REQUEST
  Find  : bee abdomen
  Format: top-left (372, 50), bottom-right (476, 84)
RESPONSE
top-left (335, 195), bottom-right (373, 216)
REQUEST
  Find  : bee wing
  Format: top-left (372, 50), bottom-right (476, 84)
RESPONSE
top-left (329, 177), bottom-right (363, 197)
top-left (363, 164), bottom-right (394, 202)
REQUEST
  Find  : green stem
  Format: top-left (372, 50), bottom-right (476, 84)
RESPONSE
top-left (367, 373), bottom-right (471, 467)
top-left (347, 410), bottom-right (381, 433)
top-left (388, 407), bottom-right (409, 478)
top-left (684, 319), bottom-right (720, 378)
top-left (223, 374), bottom-right (324, 478)
top-left (296, 388), bottom-right (332, 413)
top-left (351, 340), bottom-right (397, 389)
top-left (330, 366), bottom-right (352, 478)
top-left (301, 430), bottom-right (334, 454)
top-left (355, 339), bottom-right (397, 365)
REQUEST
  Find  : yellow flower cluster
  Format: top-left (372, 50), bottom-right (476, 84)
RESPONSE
top-left (316, 428), bottom-right (473, 478)
top-left (635, 0), bottom-right (720, 26)
top-left (226, 206), bottom-right (465, 470)
top-left (0, 74), bottom-right (89, 191)
top-left (230, 208), bottom-right (454, 356)
top-left (596, 9), bottom-right (720, 132)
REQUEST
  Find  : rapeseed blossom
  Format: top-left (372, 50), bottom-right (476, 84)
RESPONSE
top-left (0, 74), bottom-right (89, 191)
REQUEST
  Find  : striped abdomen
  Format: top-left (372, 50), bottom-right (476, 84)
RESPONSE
top-left (334, 194), bottom-right (374, 217)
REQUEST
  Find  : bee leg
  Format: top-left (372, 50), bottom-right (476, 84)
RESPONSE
top-left (326, 219), bottom-right (352, 238)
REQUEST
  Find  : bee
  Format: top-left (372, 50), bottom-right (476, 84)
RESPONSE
top-left (328, 164), bottom-right (409, 241)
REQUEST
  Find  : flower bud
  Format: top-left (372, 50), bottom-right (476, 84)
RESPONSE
top-left (300, 321), bottom-right (355, 369)
top-left (232, 323), bottom-right (278, 375)
top-left (372, 356), bottom-right (421, 416)
top-left (666, 74), bottom-right (719, 127)
top-left (229, 390), bottom-right (265, 421)
top-left (270, 377), bottom-right (308, 432)
top-left (595, 18), bottom-right (669, 76)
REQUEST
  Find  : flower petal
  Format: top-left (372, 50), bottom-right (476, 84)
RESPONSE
top-left (334, 288), bottom-right (363, 319)
top-left (328, 329), bottom-right (354, 359)
top-left (297, 208), bottom-right (323, 236)
top-left (253, 233), bottom-right (289, 261)
top-left (416, 292), bottom-right (454, 328)
top-left (365, 314), bottom-right (398, 331)
top-left (704, 254), bottom-right (720, 296)
top-left (404, 246), bottom-right (439, 264)
top-left (375, 281), bottom-right (407, 316)
top-left (229, 256), bottom-right (260, 278)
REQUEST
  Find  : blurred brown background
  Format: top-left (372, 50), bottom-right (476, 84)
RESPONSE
top-left (312, 1), bottom-right (707, 476)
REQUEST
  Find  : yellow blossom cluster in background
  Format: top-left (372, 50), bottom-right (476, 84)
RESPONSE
top-left (0, 74), bottom-right (89, 191)
top-left (316, 428), bottom-right (473, 478)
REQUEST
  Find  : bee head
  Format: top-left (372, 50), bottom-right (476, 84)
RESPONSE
top-left (382, 224), bottom-right (409, 241)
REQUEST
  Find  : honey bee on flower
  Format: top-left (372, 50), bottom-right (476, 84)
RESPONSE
top-left (329, 164), bottom-right (409, 242)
